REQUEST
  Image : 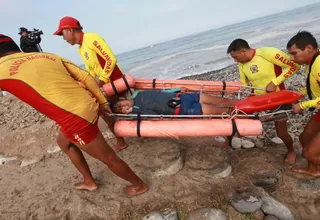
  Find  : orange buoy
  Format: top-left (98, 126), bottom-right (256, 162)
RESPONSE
top-left (114, 118), bottom-right (262, 138)
top-left (234, 90), bottom-right (302, 113)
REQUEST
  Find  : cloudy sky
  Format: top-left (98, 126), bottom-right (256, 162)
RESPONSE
top-left (1, 0), bottom-right (319, 64)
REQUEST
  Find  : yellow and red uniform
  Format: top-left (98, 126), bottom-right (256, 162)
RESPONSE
top-left (78, 32), bottom-right (123, 84)
top-left (238, 47), bottom-right (300, 94)
top-left (0, 52), bottom-right (108, 145)
top-left (298, 54), bottom-right (320, 121)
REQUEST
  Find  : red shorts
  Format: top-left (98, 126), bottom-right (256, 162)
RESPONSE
top-left (312, 110), bottom-right (320, 122)
top-left (60, 117), bottom-right (99, 145)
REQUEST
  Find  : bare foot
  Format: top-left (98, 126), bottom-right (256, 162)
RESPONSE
top-left (74, 181), bottom-right (98, 191)
top-left (294, 168), bottom-right (320, 177)
top-left (124, 183), bottom-right (148, 196)
top-left (285, 152), bottom-right (297, 165)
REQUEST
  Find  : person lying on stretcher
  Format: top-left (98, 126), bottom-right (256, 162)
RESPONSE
top-left (113, 87), bottom-right (240, 115)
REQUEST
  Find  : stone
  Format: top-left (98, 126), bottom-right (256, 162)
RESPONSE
top-left (271, 137), bottom-right (283, 145)
top-left (163, 210), bottom-right (179, 220)
top-left (20, 155), bottom-right (44, 167)
top-left (47, 146), bottom-right (62, 154)
top-left (143, 211), bottom-right (166, 220)
top-left (206, 162), bottom-right (232, 179)
top-left (264, 215), bottom-right (279, 220)
top-left (261, 196), bottom-right (294, 220)
top-left (153, 153), bottom-right (183, 178)
top-left (0, 155), bottom-right (17, 165)
top-left (187, 208), bottom-right (227, 220)
top-left (231, 195), bottom-right (263, 213)
top-left (214, 136), bottom-right (226, 144)
top-left (242, 140), bottom-right (255, 149)
top-left (231, 137), bottom-right (242, 149)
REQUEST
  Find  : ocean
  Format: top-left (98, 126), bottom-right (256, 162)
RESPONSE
top-left (111, 2), bottom-right (320, 80)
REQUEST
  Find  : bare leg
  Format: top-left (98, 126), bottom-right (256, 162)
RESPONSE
top-left (201, 103), bottom-right (234, 115)
top-left (275, 120), bottom-right (295, 165)
top-left (78, 132), bottom-right (148, 196)
top-left (294, 132), bottom-right (320, 177)
top-left (299, 118), bottom-right (320, 147)
top-left (57, 131), bottom-right (98, 191)
top-left (297, 118), bottom-right (320, 173)
top-left (199, 93), bottom-right (239, 106)
top-left (101, 115), bottom-right (127, 152)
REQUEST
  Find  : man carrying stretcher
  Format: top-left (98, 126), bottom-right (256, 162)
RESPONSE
top-left (0, 34), bottom-right (148, 196)
top-left (227, 39), bottom-right (301, 165)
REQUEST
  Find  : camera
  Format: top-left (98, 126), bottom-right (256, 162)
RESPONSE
top-left (28, 28), bottom-right (44, 38)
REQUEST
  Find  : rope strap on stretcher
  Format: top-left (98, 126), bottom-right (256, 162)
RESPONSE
top-left (152, 79), bottom-right (156, 88)
top-left (110, 80), bottom-right (119, 97)
top-left (221, 81), bottom-right (226, 97)
top-left (110, 75), bottom-right (133, 96)
top-left (122, 75), bottom-right (133, 95)
top-left (227, 118), bottom-right (241, 144)
top-left (137, 113), bottom-right (142, 137)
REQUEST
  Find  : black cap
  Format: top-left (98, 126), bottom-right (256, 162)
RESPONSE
top-left (0, 34), bottom-right (21, 55)
top-left (18, 27), bottom-right (28, 35)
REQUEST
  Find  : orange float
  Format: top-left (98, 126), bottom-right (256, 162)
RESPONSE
top-left (114, 118), bottom-right (262, 138)
top-left (234, 90), bottom-right (302, 113)
top-left (102, 74), bottom-right (243, 97)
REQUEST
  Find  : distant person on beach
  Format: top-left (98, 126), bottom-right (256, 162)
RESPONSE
top-left (227, 39), bottom-right (301, 165)
top-left (287, 30), bottom-right (320, 177)
top-left (53, 16), bottom-right (127, 152)
top-left (0, 34), bottom-right (148, 196)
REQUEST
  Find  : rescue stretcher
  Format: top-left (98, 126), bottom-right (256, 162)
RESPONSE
top-left (101, 75), bottom-right (302, 138)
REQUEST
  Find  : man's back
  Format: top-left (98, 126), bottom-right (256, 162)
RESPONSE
top-left (0, 52), bottom-right (99, 126)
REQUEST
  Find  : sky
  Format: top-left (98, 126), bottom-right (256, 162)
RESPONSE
top-left (1, 0), bottom-right (319, 65)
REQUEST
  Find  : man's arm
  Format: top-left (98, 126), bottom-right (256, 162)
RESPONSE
top-left (262, 47), bottom-right (301, 86)
top-left (89, 33), bottom-right (117, 83)
top-left (299, 70), bottom-right (320, 110)
top-left (20, 36), bottom-right (36, 46)
top-left (61, 58), bottom-right (108, 105)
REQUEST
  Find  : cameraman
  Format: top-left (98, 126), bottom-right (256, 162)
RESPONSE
top-left (18, 27), bottom-right (42, 52)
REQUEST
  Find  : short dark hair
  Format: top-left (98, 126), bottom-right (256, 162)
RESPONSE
top-left (227, 39), bottom-right (250, 54)
top-left (0, 34), bottom-right (21, 57)
top-left (287, 30), bottom-right (318, 50)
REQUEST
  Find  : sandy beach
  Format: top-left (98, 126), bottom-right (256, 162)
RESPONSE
top-left (1, 64), bottom-right (319, 220)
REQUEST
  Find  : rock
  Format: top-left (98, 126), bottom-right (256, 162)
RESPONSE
top-left (206, 162), bottom-right (232, 179)
top-left (271, 137), bottom-right (283, 145)
top-left (163, 210), bottom-right (179, 220)
top-left (153, 152), bottom-right (183, 178)
top-left (46, 146), bottom-right (62, 154)
top-left (0, 155), bottom-right (17, 165)
top-left (20, 155), bottom-right (44, 167)
top-left (242, 140), bottom-right (255, 149)
top-left (214, 136), bottom-right (226, 144)
top-left (264, 215), bottom-right (279, 220)
top-left (143, 211), bottom-right (166, 220)
top-left (231, 195), bottom-right (263, 213)
top-left (261, 196), bottom-right (294, 220)
top-left (187, 208), bottom-right (227, 220)
top-left (231, 137), bottom-right (242, 149)
top-left (102, 130), bottom-right (115, 139)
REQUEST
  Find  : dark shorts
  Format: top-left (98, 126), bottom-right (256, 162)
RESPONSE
top-left (179, 93), bottom-right (202, 115)
top-left (312, 110), bottom-right (320, 122)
